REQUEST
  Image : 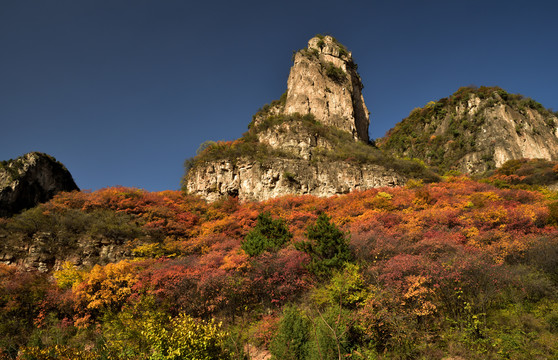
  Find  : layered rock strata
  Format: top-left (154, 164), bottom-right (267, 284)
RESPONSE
top-left (186, 158), bottom-right (404, 202)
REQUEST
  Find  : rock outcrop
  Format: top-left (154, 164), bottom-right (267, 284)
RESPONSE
top-left (0, 152), bottom-right (79, 217)
top-left (0, 229), bottom-right (132, 272)
top-left (184, 35), bottom-right (437, 202)
top-left (378, 86), bottom-right (558, 174)
top-left (283, 35), bottom-right (370, 142)
top-left (186, 157), bottom-right (404, 202)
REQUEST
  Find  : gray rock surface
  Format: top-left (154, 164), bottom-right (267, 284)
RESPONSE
top-left (186, 157), bottom-right (405, 202)
top-left (283, 35), bottom-right (370, 142)
top-left (0, 152), bottom-right (79, 217)
top-left (379, 87), bottom-right (558, 174)
top-left (184, 35), bottom-right (407, 202)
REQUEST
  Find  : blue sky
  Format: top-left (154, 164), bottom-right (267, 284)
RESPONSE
top-left (1, 0), bottom-right (557, 191)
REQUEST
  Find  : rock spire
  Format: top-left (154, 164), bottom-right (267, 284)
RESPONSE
top-left (284, 35), bottom-right (370, 142)
top-left (183, 35), bottom-right (438, 202)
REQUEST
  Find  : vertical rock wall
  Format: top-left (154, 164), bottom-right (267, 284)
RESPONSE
top-left (284, 36), bottom-right (370, 142)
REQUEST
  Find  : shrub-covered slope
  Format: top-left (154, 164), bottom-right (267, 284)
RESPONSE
top-left (2, 162), bottom-right (558, 358)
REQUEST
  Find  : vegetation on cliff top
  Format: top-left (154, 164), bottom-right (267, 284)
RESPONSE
top-left (378, 86), bottom-right (558, 173)
top-left (2, 159), bottom-right (558, 358)
top-left (0, 152), bottom-right (69, 183)
top-left (183, 110), bottom-right (439, 187)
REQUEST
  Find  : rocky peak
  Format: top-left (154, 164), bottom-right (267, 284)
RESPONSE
top-left (0, 152), bottom-right (79, 217)
top-left (283, 35), bottom-right (370, 142)
top-left (378, 86), bottom-right (558, 174)
top-left (183, 36), bottom-right (442, 202)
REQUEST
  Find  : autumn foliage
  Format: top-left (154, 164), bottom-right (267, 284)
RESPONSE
top-left (1, 165), bottom-right (558, 358)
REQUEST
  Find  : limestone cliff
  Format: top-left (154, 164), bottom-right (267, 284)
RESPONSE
top-left (378, 86), bottom-right (558, 174)
top-left (186, 157), bottom-right (404, 202)
top-left (0, 152), bottom-right (79, 217)
top-left (0, 228), bottom-right (132, 272)
top-left (283, 35), bottom-right (370, 142)
top-left (183, 36), bottom-right (437, 202)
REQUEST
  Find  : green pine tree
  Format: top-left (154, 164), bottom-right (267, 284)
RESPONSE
top-left (296, 213), bottom-right (352, 277)
top-left (241, 212), bottom-right (292, 256)
top-left (270, 306), bottom-right (311, 360)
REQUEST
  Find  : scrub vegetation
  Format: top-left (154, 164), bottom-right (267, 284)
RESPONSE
top-left (2, 159), bottom-right (558, 358)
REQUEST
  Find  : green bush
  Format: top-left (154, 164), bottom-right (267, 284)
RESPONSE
top-left (241, 212), bottom-right (292, 257)
top-left (88, 209), bottom-right (142, 242)
top-left (308, 307), bottom-right (357, 360)
top-left (324, 62), bottom-right (346, 84)
top-left (283, 171), bottom-right (297, 182)
top-left (250, 92), bottom-right (288, 125)
top-left (270, 306), bottom-right (311, 360)
top-left (102, 308), bottom-right (232, 360)
top-left (296, 214), bottom-right (352, 277)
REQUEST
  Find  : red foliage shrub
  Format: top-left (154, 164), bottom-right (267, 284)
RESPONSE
top-left (248, 248), bottom-right (312, 306)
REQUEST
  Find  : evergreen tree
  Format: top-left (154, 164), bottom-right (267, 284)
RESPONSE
top-left (270, 306), bottom-right (310, 360)
top-left (241, 212), bottom-right (292, 256)
top-left (296, 213), bottom-right (352, 277)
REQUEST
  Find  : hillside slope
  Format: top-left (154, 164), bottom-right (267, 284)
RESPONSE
top-left (378, 86), bottom-right (558, 174)
top-left (2, 169), bottom-right (558, 358)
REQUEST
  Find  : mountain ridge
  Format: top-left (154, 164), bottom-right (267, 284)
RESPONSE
top-left (378, 85), bottom-right (558, 174)
top-left (183, 35), bottom-right (438, 201)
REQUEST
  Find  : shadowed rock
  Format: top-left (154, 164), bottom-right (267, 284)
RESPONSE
top-left (0, 152), bottom-right (79, 217)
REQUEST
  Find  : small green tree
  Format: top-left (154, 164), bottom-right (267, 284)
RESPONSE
top-left (270, 306), bottom-right (311, 360)
top-left (296, 213), bottom-right (352, 277)
top-left (308, 306), bottom-right (356, 360)
top-left (324, 62), bottom-right (346, 83)
top-left (241, 212), bottom-right (292, 257)
top-left (547, 201), bottom-right (558, 226)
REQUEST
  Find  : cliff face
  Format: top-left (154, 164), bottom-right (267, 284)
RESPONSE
top-left (378, 86), bottom-right (558, 174)
top-left (186, 157), bottom-right (404, 202)
top-left (184, 35), bottom-right (437, 202)
top-left (283, 36), bottom-right (370, 142)
top-left (0, 152), bottom-right (79, 217)
top-left (0, 229), bottom-right (131, 272)
top-left (184, 111), bottom-right (414, 202)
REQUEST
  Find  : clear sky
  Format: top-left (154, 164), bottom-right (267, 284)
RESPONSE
top-left (1, 0), bottom-right (557, 191)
